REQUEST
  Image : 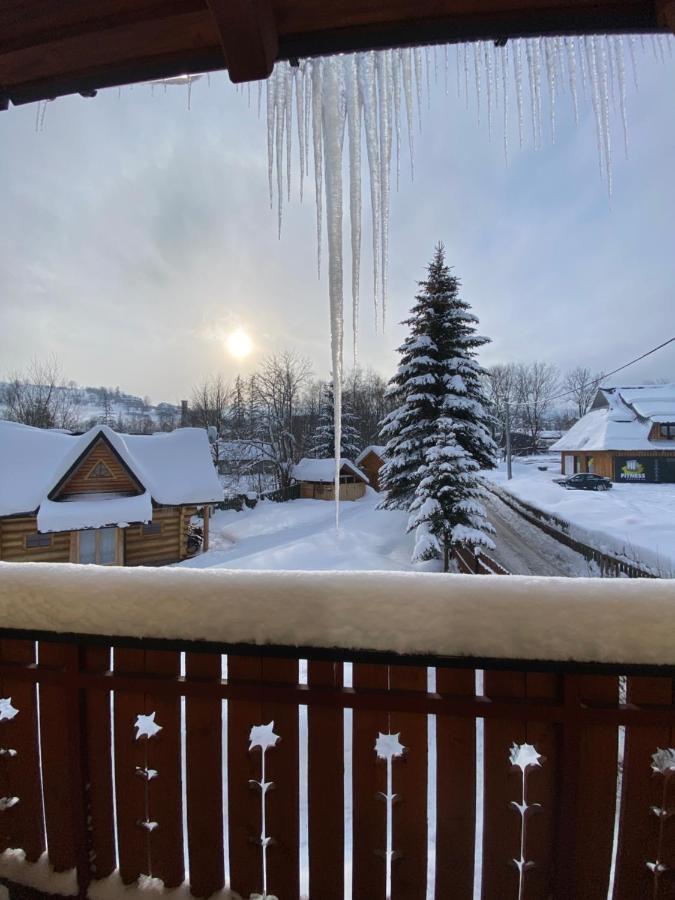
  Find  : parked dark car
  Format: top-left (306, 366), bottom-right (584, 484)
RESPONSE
top-left (554, 473), bottom-right (613, 491)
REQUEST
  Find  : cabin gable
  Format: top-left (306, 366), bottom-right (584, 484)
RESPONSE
top-left (50, 435), bottom-right (144, 500)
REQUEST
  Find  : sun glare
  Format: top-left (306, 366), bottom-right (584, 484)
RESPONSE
top-left (226, 328), bottom-right (253, 359)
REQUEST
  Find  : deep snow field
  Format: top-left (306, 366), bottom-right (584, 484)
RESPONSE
top-left (484, 456), bottom-right (675, 575)
top-left (179, 488), bottom-right (441, 572)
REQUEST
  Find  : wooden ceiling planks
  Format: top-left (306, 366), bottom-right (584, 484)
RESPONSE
top-left (0, 0), bottom-right (669, 108)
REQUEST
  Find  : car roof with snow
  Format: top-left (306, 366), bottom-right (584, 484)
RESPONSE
top-left (0, 419), bottom-right (224, 519)
top-left (551, 384), bottom-right (675, 452)
top-left (292, 458), bottom-right (369, 484)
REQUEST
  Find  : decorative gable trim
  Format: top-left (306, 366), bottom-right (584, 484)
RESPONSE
top-left (48, 432), bottom-right (145, 500)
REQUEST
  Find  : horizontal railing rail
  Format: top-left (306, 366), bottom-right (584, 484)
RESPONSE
top-left (2, 622), bottom-right (675, 900)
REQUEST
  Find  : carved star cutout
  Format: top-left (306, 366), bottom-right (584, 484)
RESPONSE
top-left (375, 732), bottom-right (405, 761)
top-left (509, 742), bottom-right (543, 772)
top-left (249, 722), bottom-right (280, 753)
top-left (0, 698), bottom-right (19, 722)
top-left (134, 712), bottom-right (162, 740)
top-left (652, 748), bottom-right (675, 774)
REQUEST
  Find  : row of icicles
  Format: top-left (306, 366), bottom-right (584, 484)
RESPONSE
top-left (258, 35), bottom-right (672, 523)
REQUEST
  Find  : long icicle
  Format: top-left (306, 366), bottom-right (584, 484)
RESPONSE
top-left (344, 55), bottom-right (362, 365)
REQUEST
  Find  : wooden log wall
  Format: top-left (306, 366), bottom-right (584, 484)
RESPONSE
top-left (54, 437), bottom-right (140, 498)
top-left (0, 516), bottom-right (71, 563)
top-left (299, 481), bottom-right (366, 501)
top-left (2, 636), bottom-right (675, 899)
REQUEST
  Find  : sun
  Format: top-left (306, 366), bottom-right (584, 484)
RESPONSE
top-left (226, 328), bottom-right (253, 359)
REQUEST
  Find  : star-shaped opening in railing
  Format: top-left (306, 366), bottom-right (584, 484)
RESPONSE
top-left (134, 712), bottom-right (162, 741)
top-left (509, 742), bottom-right (543, 773)
top-left (0, 698), bottom-right (19, 722)
top-left (249, 722), bottom-right (280, 753)
top-left (375, 732), bottom-right (405, 761)
top-left (652, 748), bottom-right (675, 775)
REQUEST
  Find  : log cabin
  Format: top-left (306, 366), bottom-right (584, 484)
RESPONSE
top-left (0, 420), bottom-right (223, 565)
top-left (292, 457), bottom-right (369, 500)
top-left (551, 384), bottom-right (675, 482)
top-left (355, 445), bottom-right (386, 492)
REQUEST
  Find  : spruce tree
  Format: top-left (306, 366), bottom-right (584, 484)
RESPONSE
top-left (310, 383), bottom-right (362, 459)
top-left (408, 416), bottom-right (495, 571)
top-left (379, 243), bottom-right (496, 513)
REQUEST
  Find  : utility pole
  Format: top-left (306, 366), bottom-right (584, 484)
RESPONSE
top-left (505, 400), bottom-right (512, 480)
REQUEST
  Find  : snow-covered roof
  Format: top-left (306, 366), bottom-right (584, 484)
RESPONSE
top-left (0, 420), bottom-right (223, 521)
top-left (551, 384), bottom-right (675, 452)
top-left (356, 445), bottom-right (385, 465)
top-left (292, 457), bottom-right (369, 484)
top-left (37, 492), bottom-right (153, 533)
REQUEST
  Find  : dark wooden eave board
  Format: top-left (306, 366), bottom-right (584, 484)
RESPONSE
top-left (0, 0), bottom-right (668, 107)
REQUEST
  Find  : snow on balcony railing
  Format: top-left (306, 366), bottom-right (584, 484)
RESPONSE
top-left (1, 562), bottom-right (675, 899)
top-left (1, 561), bottom-right (675, 666)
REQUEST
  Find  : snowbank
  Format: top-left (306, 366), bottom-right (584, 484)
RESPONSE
top-left (0, 850), bottom-right (76, 896)
top-left (1, 561), bottom-right (675, 666)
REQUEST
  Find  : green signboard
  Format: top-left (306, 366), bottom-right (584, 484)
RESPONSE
top-left (613, 456), bottom-right (657, 483)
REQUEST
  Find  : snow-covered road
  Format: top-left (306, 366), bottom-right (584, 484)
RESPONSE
top-left (485, 493), bottom-right (597, 577)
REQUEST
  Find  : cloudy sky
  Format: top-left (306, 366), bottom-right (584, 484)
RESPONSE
top-left (0, 41), bottom-right (673, 403)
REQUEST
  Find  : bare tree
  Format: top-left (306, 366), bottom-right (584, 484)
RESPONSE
top-left (1, 357), bottom-right (81, 430)
top-left (562, 366), bottom-right (601, 419)
top-left (190, 375), bottom-right (231, 467)
top-left (253, 351), bottom-right (312, 489)
top-left (515, 361), bottom-right (559, 449)
top-left (487, 364), bottom-right (519, 451)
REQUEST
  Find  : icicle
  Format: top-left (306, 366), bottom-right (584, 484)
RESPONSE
top-left (612, 36), bottom-right (629, 158)
top-left (628, 35), bottom-right (639, 92)
top-left (247, 81), bottom-right (251, 108)
top-left (513, 39), bottom-right (525, 147)
top-left (295, 66), bottom-right (305, 201)
top-left (424, 46), bottom-right (432, 108)
top-left (585, 36), bottom-right (606, 182)
top-left (257, 80), bottom-right (263, 117)
top-left (377, 50), bottom-right (393, 328)
top-left (544, 38), bottom-right (557, 141)
top-left (484, 43), bottom-right (493, 140)
top-left (34, 101), bottom-right (41, 133)
top-left (414, 48), bottom-right (424, 132)
top-left (401, 49), bottom-right (415, 180)
top-left (525, 40), bottom-right (538, 148)
top-left (565, 37), bottom-right (580, 126)
top-left (266, 77), bottom-right (275, 209)
top-left (311, 59), bottom-right (324, 277)
top-left (463, 42), bottom-right (469, 109)
top-left (446, 43), bottom-right (450, 96)
top-left (433, 44), bottom-right (439, 84)
top-left (275, 67), bottom-right (287, 236)
top-left (285, 67), bottom-right (293, 203)
top-left (597, 37), bottom-right (613, 196)
top-left (358, 52), bottom-right (381, 324)
top-left (320, 58), bottom-right (346, 529)
top-left (344, 55), bottom-right (362, 364)
top-left (473, 42), bottom-right (482, 125)
top-left (393, 49), bottom-right (402, 191)
top-left (501, 44), bottom-right (509, 164)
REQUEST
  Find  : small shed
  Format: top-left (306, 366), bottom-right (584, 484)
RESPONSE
top-left (0, 421), bottom-right (223, 565)
top-left (292, 458), bottom-right (369, 501)
top-left (355, 445), bottom-right (386, 491)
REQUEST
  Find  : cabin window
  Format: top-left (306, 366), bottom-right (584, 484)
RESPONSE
top-left (659, 424), bottom-right (675, 439)
top-left (87, 461), bottom-right (113, 479)
top-left (142, 522), bottom-right (162, 536)
top-left (76, 527), bottom-right (119, 565)
top-left (586, 456), bottom-right (595, 473)
top-left (25, 533), bottom-right (52, 549)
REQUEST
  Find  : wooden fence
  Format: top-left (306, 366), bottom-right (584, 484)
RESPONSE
top-left (2, 632), bottom-right (675, 899)
top-left (488, 484), bottom-right (658, 579)
top-left (453, 544), bottom-right (510, 575)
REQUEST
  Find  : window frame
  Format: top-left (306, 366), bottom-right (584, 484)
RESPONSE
top-left (141, 521), bottom-right (162, 537)
top-left (25, 532), bottom-right (52, 549)
top-left (659, 423), bottom-right (675, 439)
top-left (87, 460), bottom-right (114, 480)
top-left (72, 527), bottom-right (121, 565)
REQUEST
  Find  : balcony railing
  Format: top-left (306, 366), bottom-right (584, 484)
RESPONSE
top-left (0, 563), bottom-right (674, 899)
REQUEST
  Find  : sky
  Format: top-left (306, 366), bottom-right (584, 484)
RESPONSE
top-left (0, 40), bottom-right (674, 404)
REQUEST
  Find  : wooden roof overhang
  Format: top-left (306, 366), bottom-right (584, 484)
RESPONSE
top-left (1, 0), bottom-right (673, 110)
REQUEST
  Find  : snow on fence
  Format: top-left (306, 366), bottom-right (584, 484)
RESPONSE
top-left (1, 566), bottom-right (675, 899)
top-left (453, 545), bottom-right (510, 576)
top-left (488, 483), bottom-right (658, 579)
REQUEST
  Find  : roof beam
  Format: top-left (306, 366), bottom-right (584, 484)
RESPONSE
top-left (206, 0), bottom-right (277, 82)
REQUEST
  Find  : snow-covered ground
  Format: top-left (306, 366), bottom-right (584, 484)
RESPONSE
top-left (179, 488), bottom-right (441, 572)
top-left (484, 456), bottom-right (675, 576)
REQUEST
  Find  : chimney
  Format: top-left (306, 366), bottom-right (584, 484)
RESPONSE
top-left (181, 400), bottom-right (189, 427)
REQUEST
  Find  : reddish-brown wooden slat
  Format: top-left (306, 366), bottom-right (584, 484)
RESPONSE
top-left (571, 674), bottom-right (620, 900)
top-left (613, 676), bottom-right (673, 900)
top-left (114, 648), bottom-right (151, 885)
top-left (37, 642), bottom-right (77, 872)
top-left (83, 645), bottom-right (116, 879)
top-left (142, 650), bottom-right (184, 888)
top-left (521, 672), bottom-right (560, 900)
top-left (389, 665), bottom-right (427, 900)
top-left (482, 671), bottom-right (527, 899)
top-left (352, 663), bottom-right (389, 899)
top-left (0, 640), bottom-right (44, 861)
top-left (307, 660), bottom-right (343, 900)
top-left (261, 656), bottom-right (299, 900)
top-left (185, 652), bottom-right (224, 899)
top-left (435, 668), bottom-right (475, 900)
top-left (228, 655), bottom-right (265, 899)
